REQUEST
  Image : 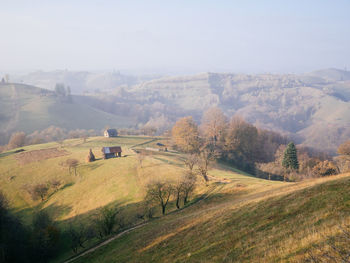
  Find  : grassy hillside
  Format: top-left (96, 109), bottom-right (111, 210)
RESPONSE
top-left (0, 135), bottom-right (284, 261)
top-left (1, 136), bottom-right (349, 262)
top-left (0, 136), bottom-right (168, 223)
top-left (72, 173), bottom-right (350, 263)
top-left (0, 83), bottom-right (136, 137)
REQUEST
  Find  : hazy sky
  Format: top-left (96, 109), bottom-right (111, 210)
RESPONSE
top-left (1, 0), bottom-right (349, 74)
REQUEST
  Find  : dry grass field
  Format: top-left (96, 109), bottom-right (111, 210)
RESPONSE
top-left (1, 136), bottom-right (349, 262)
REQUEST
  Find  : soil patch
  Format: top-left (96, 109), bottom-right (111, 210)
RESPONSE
top-left (14, 148), bottom-right (69, 165)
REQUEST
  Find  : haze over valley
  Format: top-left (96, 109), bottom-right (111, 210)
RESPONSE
top-left (2, 68), bottom-right (350, 152)
top-left (1, 1), bottom-right (350, 263)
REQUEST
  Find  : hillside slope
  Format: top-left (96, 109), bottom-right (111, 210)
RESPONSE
top-left (5, 68), bottom-right (350, 151)
top-left (0, 135), bottom-right (284, 261)
top-left (127, 69), bottom-right (350, 151)
top-left (1, 136), bottom-right (349, 262)
top-left (0, 83), bottom-right (136, 141)
top-left (74, 174), bottom-right (350, 263)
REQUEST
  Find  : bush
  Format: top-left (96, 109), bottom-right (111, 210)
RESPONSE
top-left (29, 184), bottom-right (49, 201)
top-left (7, 131), bottom-right (26, 149)
top-left (312, 160), bottom-right (339, 177)
top-left (31, 211), bottom-right (61, 261)
top-left (94, 207), bottom-right (121, 238)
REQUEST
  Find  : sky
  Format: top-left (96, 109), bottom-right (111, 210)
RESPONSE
top-left (0, 0), bottom-right (350, 74)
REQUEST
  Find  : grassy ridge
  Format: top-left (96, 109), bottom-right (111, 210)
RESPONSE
top-left (0, 136), bottom-right (158, 223)
top-left (0, 135), bottom-right (276, 261)
top-left (0, 83), bottom-right (136, 135)
top-left (74, 174), bottom-right (350, 263)
top-left (2, 136), bottom-right (348, 262)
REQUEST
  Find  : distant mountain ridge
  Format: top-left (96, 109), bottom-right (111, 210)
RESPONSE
top-left (125, 68), bottom-right (350, 152)
top-left (11, 70), bottom-right (160, 94)
top-left (3, 68), bottom-right (350, 152)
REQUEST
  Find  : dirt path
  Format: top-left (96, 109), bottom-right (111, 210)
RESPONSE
top-left (63, 223), bottom-right (147, 263)
top-left (62, 182), bottom-right (222, 263)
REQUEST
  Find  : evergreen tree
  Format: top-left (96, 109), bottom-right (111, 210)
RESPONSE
top-left (282, 142), bottom-right (299, 171)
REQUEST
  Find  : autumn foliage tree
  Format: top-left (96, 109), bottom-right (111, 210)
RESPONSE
top-left (312, 160), bottom-right (339, 177)
top-left (223, 116), bottom-right (259, 172)
top-left (338, 140), bottom-right (350, 156)
top-left (200, 107), bottom-right (227, 146)
top-left (172, 116), bottom-right (200, 153)
top-left (7, 131), bottom-right (26, 149)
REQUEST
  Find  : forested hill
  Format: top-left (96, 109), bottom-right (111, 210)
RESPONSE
top-left (127, 69), bottom-right (350, 151)
top-left (4, 68), bottom-right (350, 152)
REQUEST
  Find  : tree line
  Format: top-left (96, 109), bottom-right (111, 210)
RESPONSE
top-left (0, 126), bottom-right (99, 152)
top-left (171, 107), bottom-right (350, 181)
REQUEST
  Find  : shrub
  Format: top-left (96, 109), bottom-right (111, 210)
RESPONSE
top-left (312, 160), bottom-right (339, 177)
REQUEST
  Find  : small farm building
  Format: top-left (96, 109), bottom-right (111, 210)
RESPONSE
top-left (104, 129), bottom-right (118, 137)
top-left (101, 146), bottom-right (122, 159)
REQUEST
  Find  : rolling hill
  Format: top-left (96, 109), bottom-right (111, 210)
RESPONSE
top-left (4, 68), bottom-right (350, 152)
top-left (73, 173), bottom-right (350, 263)
top-left (125, 69), bottom-right (350, 152)
top-left (1, 136), bottom-right (349, 262)
top-left (0, 83), bottom-right (136, 144)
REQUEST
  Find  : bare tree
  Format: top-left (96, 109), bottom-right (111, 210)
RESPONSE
top-left (66, 159), bottom-right (79, 176)
top-left (7, 132), bottom-right (26, 149)
top-left (68, 224), bottom-right (95, 253)
top-left (30, 184), bottom-right (49, 201)
top-left (184, 154), bottom-right (198, 171)
top-left (136, 151), bottom-right (146, 168)
top-left (174, 172), bottom-right (197, 209)
top-left (174, 181), bottom-right (184, 209)
top-left (94, 207), bottom-right (120, 238)
top-left (200, 107), bottom-right (227, 146)
top-left (197, 148), bottom-right (214, 183)
top-left (146, 181), bottom-right (173, 215)
top-left (49, 179), bottom-right (61, 192)
top-left (182, 172), bottom-right (197, 205)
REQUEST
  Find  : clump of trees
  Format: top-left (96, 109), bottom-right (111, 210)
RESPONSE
top-left (170, 107), bottom-right (346, 181)
top-left (54, 83), bottom-right (72, 103)
top-left (146, 180), bottom-right (173, 215)
top-left (172, 116), bottom-right (201, 153)
top-left (7, 131), bottom-right (27, 149)
top-left (93, 207), bottom-right (122, 238)
top-left (1, 126), bottom-right (98, 151)
top-left (145, 173), bottom-right (197, 215)
top-left (30, 184), bottom-right (49, 201)
top-left (68, 224), bottom-right (95, 253)
top-left (31, 211), bottom-right (61, 260)
top-left (335, 140), bottom-right (350, 173)
top-left (312, 160), bottom-right (339, 177)
top-left (0, 191), bottom-right (62, 262)
top-left (26, 180), bottom-right (63, 202)
top-left (171, 108), bottom-right (287, 177)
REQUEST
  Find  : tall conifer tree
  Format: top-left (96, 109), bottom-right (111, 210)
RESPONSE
top-left (282, 142), bottom-right (299, 171)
